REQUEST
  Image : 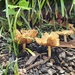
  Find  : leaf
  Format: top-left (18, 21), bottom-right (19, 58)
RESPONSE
top-left (18, 0), bottom-right (29, 7)
top-left (19, 6), bottom-right (31, 10)
top-left (8, 5), bottom-right (19, 9)
top-left (17, 20), bottom-right (22, 26)
top-left (8, 5), bottom-right (31, 10)
top-left (17, 0), bottom-right (31, 10)
top-left (3, 8), bottom-right (16, 15)
top-left (26, 48), bottom-right (36, 56)
top-left (73, 0), bottom-right (75, 4)
top-left (8, 9), bottom-right (16, 15)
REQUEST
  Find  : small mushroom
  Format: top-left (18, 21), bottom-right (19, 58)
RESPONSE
top-left (14, 29), bottom-right (38, 51)
top-left (47, 32), bottom-right (60, 57)
top-left (55, 30), bottom-right (74, 42)
top-left (35, 32), bottom-right (60, 57)
top-left (68, 24), bottom-right (75, 32)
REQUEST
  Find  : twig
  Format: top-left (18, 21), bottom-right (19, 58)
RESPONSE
top-left (25, 52), bottom-right (40, 66)
top-left (26, 58), bottom-right (50, 70)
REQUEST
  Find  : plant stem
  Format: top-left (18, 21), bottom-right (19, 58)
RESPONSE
top-left (5, 0), bottom-right (17, 56)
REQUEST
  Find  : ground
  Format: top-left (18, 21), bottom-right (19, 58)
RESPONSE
top-left (0, 34), bottom-right (75, 75)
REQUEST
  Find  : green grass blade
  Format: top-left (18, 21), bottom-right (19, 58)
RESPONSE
top-left (21, 15), bottom-right (31, 29)
top-left (0, 27), bottom-right (3, 36)
top-left (40, 0), bottom-right (46, 9)
top-left (54, 0), bottom-right (58, 18)
top-left (13, 58), bottom-right (19, 75)
top-left (26, 48), bottom-right (36, 56)
top-left (69, 0), bottom-right (75, 20)
top-left (60, 0), bottom-right (65, 17)
top-left (4, 63), bottom-right (10, 75)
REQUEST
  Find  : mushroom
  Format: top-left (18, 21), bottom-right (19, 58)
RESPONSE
top-left (68, 23), bottom-right (75, 32)
top-left (14, 29), bottom-right (38, 51)
top-left (47, 32), bottom-right (60, 57)
top-left (55, 30), bottom-right (74, 42)
top-left (35, 32), bottom-right (60, 57)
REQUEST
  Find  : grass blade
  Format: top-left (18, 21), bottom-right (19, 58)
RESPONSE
top-left (60, 0), bottom-right (65, 17)
top-left (26, 48), bottom-right (36, 56)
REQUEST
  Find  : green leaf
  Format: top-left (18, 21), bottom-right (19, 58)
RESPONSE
top-left (17, 20), bottom-right (22, 26)
top-left (19, 6), bottom-right (31, 10)
top-left (73, 0), bottom-right (75, 4)
top-left (8, 5), bottom-right (31, 10)
top-left (8, 9), bottom-right (16, 15)
top-left (26, 48), bottom-right (36, 56)
top-left (18, 0), bottom-right (29, 7)
top-left (8, 5), bottom-right (19, 9)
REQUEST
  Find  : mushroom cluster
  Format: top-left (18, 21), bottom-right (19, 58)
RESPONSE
top-left (14, 28), bottom-right (75, 57)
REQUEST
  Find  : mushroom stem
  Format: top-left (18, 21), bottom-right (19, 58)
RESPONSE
top-left (48, 46), bottom-right (51, 57)
top-left (22, 43), bottom-right (26, 52)
top-left (64, 35), bottom-right (67, 42)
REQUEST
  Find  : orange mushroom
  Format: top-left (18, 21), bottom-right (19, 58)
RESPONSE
top-left (14, 29), bottom-right (38, 51)
top-left (47, 32), bottom-right (59, 57)
top-left (35, 32), bottom-right (60, 57)
top-left (55, 30), bottom-right (74, 42)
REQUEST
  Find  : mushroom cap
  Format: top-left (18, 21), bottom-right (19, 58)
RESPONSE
top-left (20, 29), bottom-right (38, 38)
top-left (55, 30), bottom-right (74, 35)
top-left (35, 32), bottom-right (49, 46)
top-left (47, 36), bottom-right (59, 46)
top-left (47, 32), bottom-right (59, 46)
top-left (14, 29), bottom-right (38, 44)
top-left (35, 37), bottom-right (44, 45)
top-left (29, 29), bottom-right (38, 38)
top-left (35, 32), bottom-right (60, 47)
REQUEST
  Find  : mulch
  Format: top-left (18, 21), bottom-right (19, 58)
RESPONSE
top-left (0, 35), bottom-right (75, 75)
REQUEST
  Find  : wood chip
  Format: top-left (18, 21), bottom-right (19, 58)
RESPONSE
top-left (26, 58), bottom-right (50, 71)
top-left (58, 40), bottom-right (75, 48)
top-left (25, 52), bottom-right (40, 66)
